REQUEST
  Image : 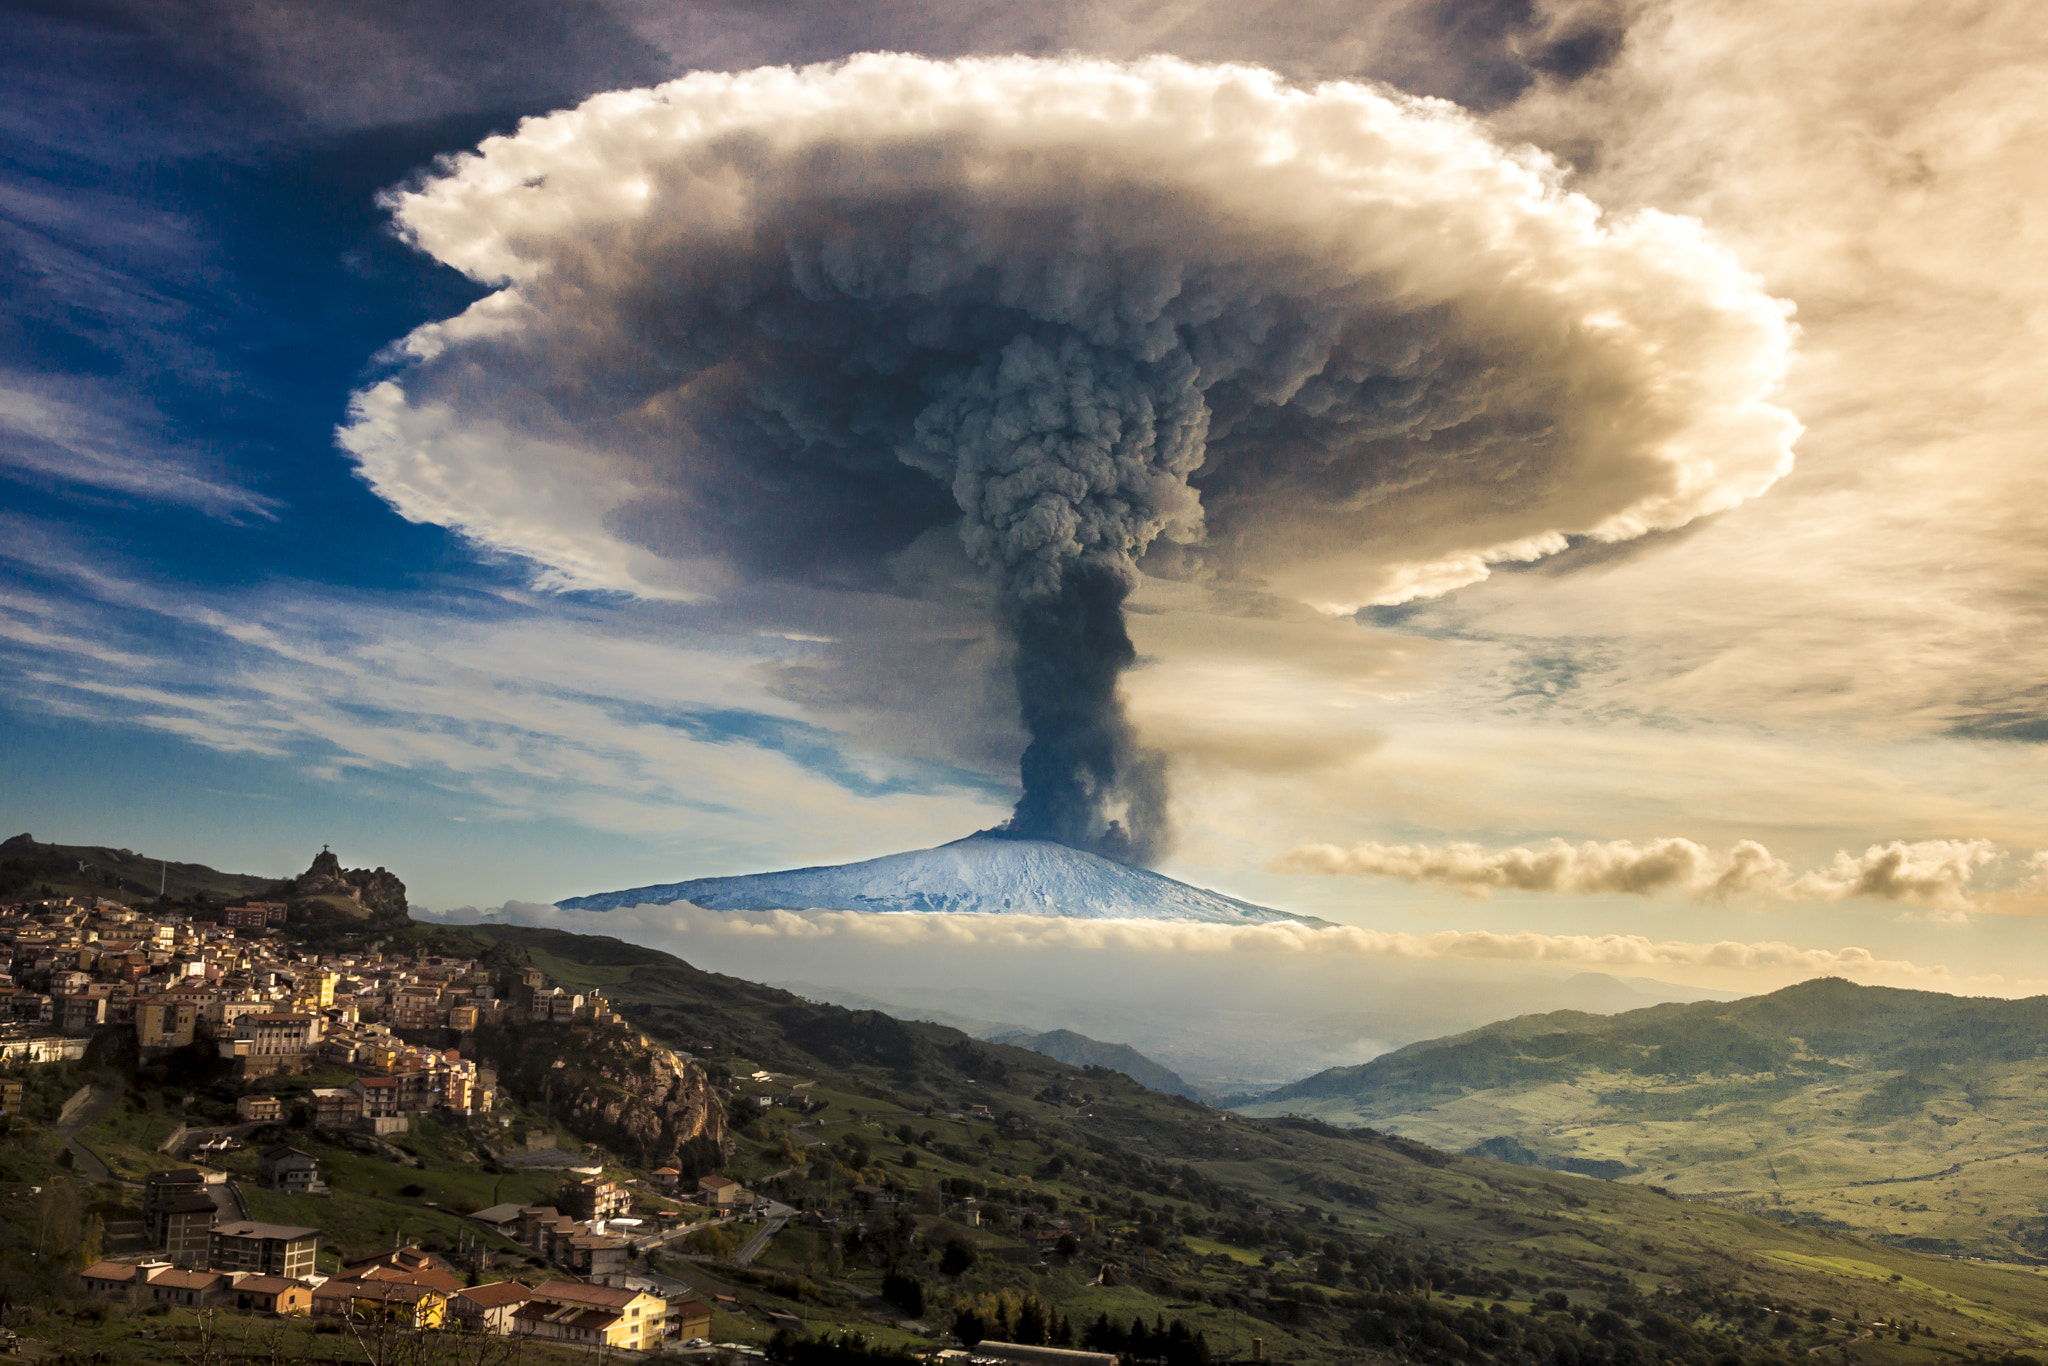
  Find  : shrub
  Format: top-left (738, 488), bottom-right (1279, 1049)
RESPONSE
top-left (880, 1270), bottom-right (924, 1318)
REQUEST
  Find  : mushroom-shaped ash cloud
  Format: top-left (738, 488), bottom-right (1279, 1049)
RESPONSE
top-left (341, 54), bottom-right (1798, 863)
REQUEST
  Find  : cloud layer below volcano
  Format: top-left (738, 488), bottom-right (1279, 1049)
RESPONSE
top-left (437, 897), bottom-right (2021, 995)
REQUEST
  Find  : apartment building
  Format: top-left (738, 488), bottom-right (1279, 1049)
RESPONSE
top-left (207, 1221), bottom-right (320, 1280)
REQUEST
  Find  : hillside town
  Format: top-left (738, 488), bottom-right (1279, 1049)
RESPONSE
top-left (0, 872), bottom-right (613, 1087)
top-left (0, 864), bottom-right (1157, 1365)
top-left (0, 876), bottom-right (748, 1354)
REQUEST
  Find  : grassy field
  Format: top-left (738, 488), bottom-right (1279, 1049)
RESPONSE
top-left (43, 1089), bottom-right (650, 1275)
top-left (1237, 1056), bottom-right (2048, 1259)
top-left (72, 1098), bottom-right (185, 1180)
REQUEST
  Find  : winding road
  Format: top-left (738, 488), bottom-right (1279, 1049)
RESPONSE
top-left (54, 1085), bottom-right (125, 1185)
top-left (730, 1201), bottom-right (795, 1267)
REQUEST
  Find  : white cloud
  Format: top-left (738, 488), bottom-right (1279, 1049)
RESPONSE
top-left (0, 526), bottom-right (1007, 865)
top-left (0, 372), bottom-right (276, 520)
top-left (1787, 840), bottom-right (2000, 921)
top-left (343, 53), bottom-right (1796, 615)
top-left (1271, 834), bottom-right (2001, 916)
top-left (1272, 836), bottom-right (1789, 900)
top-left (1432, 0), bottom-right (2048, 742)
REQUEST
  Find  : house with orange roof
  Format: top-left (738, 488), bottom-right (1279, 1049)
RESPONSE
top-left (452, 1280), bottom-right (532, 1335)
top-left (227, 1275), bottom-right (310, 1315)
top-left (515, 1280), bottom-right (666, 1351)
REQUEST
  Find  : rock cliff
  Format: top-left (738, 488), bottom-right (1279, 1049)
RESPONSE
top-left (294, 849), bottom-right (409, 920)
top-left (476, 1018), bottom-right (727, 1172)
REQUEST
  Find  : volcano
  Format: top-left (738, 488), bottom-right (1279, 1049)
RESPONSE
top-left (557, 832), bottom-right (1329, 927)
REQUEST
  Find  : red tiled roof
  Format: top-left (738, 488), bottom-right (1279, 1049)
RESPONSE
top-left (457, 1282), bottom-right (533, 1309)
top-left (356, 1264), bottom-right (464, 1292)
top-left (531, 1279), bottom-right (640, 1309)
top-left (233, 1276), bottom-right (300, 1295)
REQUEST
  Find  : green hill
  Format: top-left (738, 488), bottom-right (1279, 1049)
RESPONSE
top-left (1236, 978), bottom-right (2048, 1260)
top-left (987, 1028), bottom-right (1210, 1104)
top-left (0, 832), bottom-right (278, 904)
top-left (442, 926), bottom-right (2048, 1363)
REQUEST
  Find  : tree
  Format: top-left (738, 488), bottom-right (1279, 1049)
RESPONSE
top-left (1084, 1314), bottom-right (1124, 1353)
top-left (841, 1134), bottom-right (872, 1171)
top-left (881, 1270), bottom-right (924, 1319)
top-left (939, 1239), bottom-right (978, 1277)
top-left (31, 1181), bottom-right (80, 1280)
top-left (1162, 1320), bottom-right (1212, 1366)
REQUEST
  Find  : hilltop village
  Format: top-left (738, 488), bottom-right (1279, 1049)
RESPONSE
top-left (0, 856), bottom-right (740, 1351)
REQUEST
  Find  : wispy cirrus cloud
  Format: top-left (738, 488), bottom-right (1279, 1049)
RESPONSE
top-left (0, 523), bottom-right (1006, 864)
top-left (0, 373), bottom-right (277, 520)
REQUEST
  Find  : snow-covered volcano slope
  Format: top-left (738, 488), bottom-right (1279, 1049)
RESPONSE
top-left (558, 833), bottom-right (1330, 926)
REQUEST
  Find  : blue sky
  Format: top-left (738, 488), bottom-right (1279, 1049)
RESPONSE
top-left (2, 3), bottom-right (1027, 899)
top-left (5, 0), bottom-right (2048, 1001)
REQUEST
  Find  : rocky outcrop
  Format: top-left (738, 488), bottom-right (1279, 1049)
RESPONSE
top-left (294, 850), bottom-right (409, 920)
top-left (475, 1019), bottom-right (727, 1171)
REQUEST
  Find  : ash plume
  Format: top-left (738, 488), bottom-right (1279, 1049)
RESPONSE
top-left (1007, 565), bottom-right (1169, 861)
top-left (342, 55), bottom-right (1798, 863)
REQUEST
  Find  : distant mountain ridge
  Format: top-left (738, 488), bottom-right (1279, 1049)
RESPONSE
top-left (986, 1027), bottom-right (1211, 1103)
top-left (1259, 977), bottom-right (2048, 1107)
top-left (1234, 977), bottom-right (2048, 1258)
top-left (768, 978), bottom-right (1213, 1102)
top-left (559, 832), bottom-right (1330, 926)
